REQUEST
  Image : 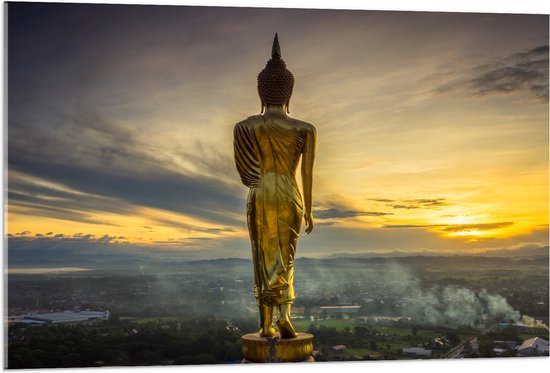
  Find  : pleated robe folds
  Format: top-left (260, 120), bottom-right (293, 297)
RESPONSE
top-left (234, 115), bottom-right (304, 306)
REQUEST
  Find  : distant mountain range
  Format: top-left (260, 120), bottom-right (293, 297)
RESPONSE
top-left (7, 245), bottom-right (548, 271)
top-left (326, 245), bottom-right (549, 259)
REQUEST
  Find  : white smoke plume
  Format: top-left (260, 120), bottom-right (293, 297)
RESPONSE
top-left (521, 315), bottom-right (549, 331)
top-left (297, 260), bottom-right (531, 329)
top-left (382, 263), bottom-right (521, 328)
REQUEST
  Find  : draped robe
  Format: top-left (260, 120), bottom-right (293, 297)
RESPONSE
top-left (234, 115), bottom-right (304, 305)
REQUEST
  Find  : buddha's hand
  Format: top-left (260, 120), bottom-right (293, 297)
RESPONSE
top-left (304, 211), bottom-right (314, 234)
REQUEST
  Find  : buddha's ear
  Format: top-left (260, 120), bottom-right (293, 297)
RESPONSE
top-left (286, 99), bottom-right (291, 114)
top-left (260, 100), bottom-right (265, 114)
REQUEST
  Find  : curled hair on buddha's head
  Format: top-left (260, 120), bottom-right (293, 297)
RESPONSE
top-left (257, 33), bottom-right (295, 114)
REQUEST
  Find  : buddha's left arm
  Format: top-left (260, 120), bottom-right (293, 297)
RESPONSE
top-left (301, 125), bottom-right (316, 234)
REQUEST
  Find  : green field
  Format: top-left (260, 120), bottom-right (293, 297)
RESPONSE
top-left (292, 318), bottom-right (355, 332)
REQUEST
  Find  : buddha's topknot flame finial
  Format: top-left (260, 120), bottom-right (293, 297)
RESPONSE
top-left (272, 33), bottom-right (281, 59)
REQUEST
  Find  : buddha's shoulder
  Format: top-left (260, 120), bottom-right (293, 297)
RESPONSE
top-left (288, 117), bottom-right (316, 133)
top-left (234, 115), bottom-right (263, 130)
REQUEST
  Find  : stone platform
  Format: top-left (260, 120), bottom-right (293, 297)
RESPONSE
top-left (242, 333), bottom-right (314, 363)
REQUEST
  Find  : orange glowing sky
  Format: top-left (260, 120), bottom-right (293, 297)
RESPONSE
top-left (6, 2), bottom-right (549, 263)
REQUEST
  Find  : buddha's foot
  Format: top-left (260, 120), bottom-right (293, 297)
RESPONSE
top-left (276, 319), bottom-right (297, 339)
top-left (259, 326), bottom-right (276, 337)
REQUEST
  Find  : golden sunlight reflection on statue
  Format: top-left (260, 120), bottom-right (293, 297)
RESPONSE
top-left (234, 34), bottom-right (316, 340)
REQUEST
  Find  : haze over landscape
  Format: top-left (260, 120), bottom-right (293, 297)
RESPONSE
top-left (7, 2), bottom-right (548, 266)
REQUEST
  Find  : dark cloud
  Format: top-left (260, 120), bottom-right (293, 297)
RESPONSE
top-left (153, 236), bottom-right (214, 244)
top-left (315, 199), bottom-right (391, 220)
top-left (8, 234), bottom-right (145, 265)
top-left (137, 215), bottom-right (236, 235)
top-left (8, 233), bottom-right (129, 261)
top-left (404, 199), bottom-right (448, 207)
top-left (315, 208), bottom-right (391, 219)
top-left (202, 227), bottom-right (237, 233)
top-left (9, 191), bottom-right (122, 226)
top-left (8, 113), bottom-right (245, 227)
top-left (468, 63), bottom-right (547, 99)
top-left (383, 224), bottom-right (436, 229)
top-left (373, 197), bottom-right (449, 210)
top-left (175, 142), bottom-right (240, 185)
top-left (17, 232), bottom-right (129, 247)
top-left (383, 222), bottom-right (515, 233)
top-left (391, 205), bottom-right (420, 210)
top-left (316, 221), bottom-right (336, 226)
top-left (7, 232), bottom-right (251, 265)
top-left (442, 222), bottom-right (514, 232)
top-left (437, 45), bottom-right (549, 102)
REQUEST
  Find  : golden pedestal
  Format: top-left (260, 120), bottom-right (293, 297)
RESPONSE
top-left (242, 333), bottom-right (314, 363)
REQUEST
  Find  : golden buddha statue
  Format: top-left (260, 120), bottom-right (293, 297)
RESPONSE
top-left (234, 34), bottom-right (316, 339)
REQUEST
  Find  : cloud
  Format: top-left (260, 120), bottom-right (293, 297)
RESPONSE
top-left (391, 199), bottom-right (448, 209)
top-left (383, 224), bottom-right (436, 229)
top-left (316, 221), bottom-right (336, 227)
top-left (468, 63), bottom-right (547, 100)
top-left (9, 189), bottom-right (123, 226)
top-left (390, 205), bottom-right (420, 209)
top-left (174, 141), bottom-right (241, 183)
top-left (152, 237), bottom-right (214, 245)
top-left (201, 227), bottom-right (237, 233)
top-left (404, 198), bottom-right (448, 207)
top-left (7, 224), bottom-right (548, 266)
top-left (383, 222), bottom-right (514, 233)
top-left (442, 222), bottom-right (514, 232)
top-left (315, 199), bottom-right (391, 220)
top-left (436, 45), bottom-right (549, 102)
top-left (301, 223), bottom-right (549, 258)
top-left (372, 197), bottom-right (449, 210)
top-left (7, 230), bottom-right (252, 265)
top-left (315, 208), bottom-right (391, 219)
top-left (8, 112), bottom-right (245, 227)
top-left (8, 234), bottom-right (145, 265)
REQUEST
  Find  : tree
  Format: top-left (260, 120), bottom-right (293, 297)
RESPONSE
top-left (446, 332), bottom-right (460, 345)
top-left (369, 340), bottom-right (378, 351)
top-left (191, 354), bottom-right (217, 364)
top-left (8, 348), bottom-right (43, 369)
top-left (303, 307), bottom-right (311, 320)
top-left (354, 326), bottom-right (369, 337)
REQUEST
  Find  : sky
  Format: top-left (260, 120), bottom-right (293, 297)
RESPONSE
top-left (5, 1), bottom-right (549, 264)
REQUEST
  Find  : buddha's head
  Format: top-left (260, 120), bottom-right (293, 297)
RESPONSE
top-left (257, 33), bottom-right (295, 113)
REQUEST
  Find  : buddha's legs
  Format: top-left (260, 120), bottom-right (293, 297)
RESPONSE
top-left (259, 305), bottom-right (276, 337)
top-left (276, 303), bottom-right (297, 338)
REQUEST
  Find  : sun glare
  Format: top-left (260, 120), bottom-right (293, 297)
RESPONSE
top-left (445, 230), bottom-right (486, 238)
